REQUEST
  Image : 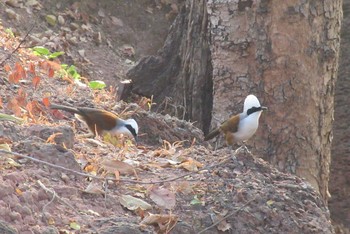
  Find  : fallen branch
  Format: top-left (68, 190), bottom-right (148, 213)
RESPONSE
top-left (0, 146), bottom-right (244, 185)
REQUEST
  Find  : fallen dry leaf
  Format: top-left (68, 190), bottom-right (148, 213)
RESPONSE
top-left (140, 213), bottom-right (178, 233)
top-left (100, 158), bottom-right (135, 176)
top-left (83, 182), bottom-right (104, 195)
top-left (149, 186), bottom-right (176, 210)
top-left (178, 157), bottom-right (203, 172)
top-left (210, 213), bottom-right (232, 232)
top-left (119, 195), bottom-right (152, 211)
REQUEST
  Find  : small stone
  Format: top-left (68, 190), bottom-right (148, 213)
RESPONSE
top-left (110, 16), bottom-right (124, 27)
top-left (78, 49), bottom-right (85, 57)
top-left (5, 8), bottom-right (18, 20)
top-left (61, 173), bottom-right (69, 183)
top-left (70, 22), bottom-right (80, 30)
top-left (5, 0), bottom-right (20, 8)
top-left (58, 15), bottom-right (65, 25)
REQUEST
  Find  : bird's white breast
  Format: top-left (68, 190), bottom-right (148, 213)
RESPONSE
top-left (233, 112), bottom-right (262, 142)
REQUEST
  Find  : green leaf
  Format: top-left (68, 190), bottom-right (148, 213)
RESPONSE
top-left (32, 46), bottom-right (51, 56)
top-left (266, 200), bottom-right (275, 206)
top-left (60, 64), bottom-right (68, 69)
top-left (5, 28), bottom-right (14, 37)
top-left (190, 195), bottom-right (203, 205)
top-left (48, 51), bottom-right (65, 59)
top-left (69, 221), bottom-right (81, 230)
top-left (46, 15), bottom-right (57, 26)
top-left (89, 80), bottom-right (106, 90)
top-left (66, 65), bottom-right (81, 80)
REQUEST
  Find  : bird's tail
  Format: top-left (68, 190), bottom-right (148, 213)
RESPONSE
top-left (204, 128), bottom-right (221, 141)
top-left (50, 104), bottom-right (81, 114)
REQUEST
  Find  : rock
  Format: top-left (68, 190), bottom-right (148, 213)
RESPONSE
top-left (57, 15), bottom-right (65, 25)
top-left (15, 140), bottom-right (81, 172)
top-left (120, 44), bottom-right (135, 58)
top-left (70, 22), bottom-right (79, 31)
top-left (5, 9), bottom-right (18, 21)
top-left (110, 16), bottom-right (124, 27)
top-left (26, 125), bottom-right (75, 149)
top-left (5, 0), bottom-right (20, 8)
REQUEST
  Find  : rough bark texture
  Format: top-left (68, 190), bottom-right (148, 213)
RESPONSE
top-left (329, 0), bottom-right (350, 232)
top-left (207, 0), bottom-right (342, 202)
top-left (125, 0), bottom-right (213, 133)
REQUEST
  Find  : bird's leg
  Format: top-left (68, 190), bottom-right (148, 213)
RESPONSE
top-left (242, 141), bottom-right (252, 155)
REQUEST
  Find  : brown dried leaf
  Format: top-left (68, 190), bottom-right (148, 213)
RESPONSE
top-left (178, 158), bottom-right (203, 172)
top-left (149, 186), bottom-right (176, 210)
top-left (15, 62), bottom-right (26, 79)
top-left (32, 76), bottom-right (41, 89)
top-left (140, 213), bottom-right (178, 233)
top-left (84, 182), bottom-right (104, 195)
top-left (42, 97), bottom-right (50, 108)
top-left (100, 158), bottom-right (135, 176)
top-left (16, 88), bottom-right (27, 107)
top-left (4, 64), bottom-right (11, 72)
top-left (46, 132), bottom-right (63, 144)
top-left (28, 62), bottom-right (36, 74)
top-left (7, 98), bottom-right (21, 117)
top-left (211, 213), bottom-right (232, 232)
top-left (51, 109), bottom-right (65, 119)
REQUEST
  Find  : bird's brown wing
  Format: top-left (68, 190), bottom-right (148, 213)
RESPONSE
top-left (220, 114), bottom-right (240, 134)
top-left (77, 108), bottom-right (119, 133)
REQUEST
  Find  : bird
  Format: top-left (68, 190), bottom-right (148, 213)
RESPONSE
top-left (204, 94), bottom-right (267, 146)
top-left (50, 104), bottom-right (138, 141)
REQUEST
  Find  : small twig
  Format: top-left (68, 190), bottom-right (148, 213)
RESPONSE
top-left (38, 180), bottom-right (56, 222)
top-left (0, 23), bottom-right (36, 67)
top-left (37, 180), bottom-right (77, 212)
top-left (37, 180), bottom-right (100, 233)
top-left (197, 196), bottom-right (257, 234)
top-left (0, 146), bottom-right (244, 185)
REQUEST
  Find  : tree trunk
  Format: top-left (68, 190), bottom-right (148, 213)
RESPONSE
top-left (208, 0), bottom-right (342, 202)
top-left (329, 0), bottom-right (350, 231)
top-left (125, 0), bottom-right (213, 133)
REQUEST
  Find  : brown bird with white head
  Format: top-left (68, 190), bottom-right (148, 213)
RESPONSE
top-left (50, 104), bottom-right (138, 141)
top-left (204, 94), bottom-right (267, 145)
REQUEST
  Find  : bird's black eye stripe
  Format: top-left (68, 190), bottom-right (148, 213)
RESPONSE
top-left (125, 124), bottom-right (137, 138)
top-left (247, 106), bottom-right (262, 115)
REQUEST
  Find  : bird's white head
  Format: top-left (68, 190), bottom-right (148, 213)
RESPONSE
top-left (243, 95), bottom-right (261, 112)
top-left (124, 118), bottom-right (139, 141)
top-left (125, 119), bottom-right (139, 135)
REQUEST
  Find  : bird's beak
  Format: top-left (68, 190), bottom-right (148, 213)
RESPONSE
top-left (134, 135), bottom-right (138, 144)
top-left (261, 106), bottom-right (268, 111)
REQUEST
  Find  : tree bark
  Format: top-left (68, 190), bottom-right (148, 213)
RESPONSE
top-left (125, 0), bottom-right (213, 133)
top-left (329, 0), bottom-right (350, 231)
top-left (208, 0), bottom-right (342, 202)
